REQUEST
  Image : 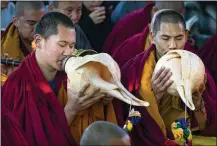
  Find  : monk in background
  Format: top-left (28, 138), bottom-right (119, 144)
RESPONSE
top-left (113, 9), bottom-right (216, 146)
top-left (48, 1), bottom-right (92, 50)
top-left (1, 1), bottom-right (46, 85)
top-left (2, 12), bottom-right (117, 145)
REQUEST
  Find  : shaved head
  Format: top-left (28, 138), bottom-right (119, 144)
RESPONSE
top-left (15, 1), bottom-right (45, 17)
top-left (150, 9), bottom-right (186, 34)
top-left (80, 121), bottom-right (130, 146)
top-left (155, 1), bottom-right (184, 14)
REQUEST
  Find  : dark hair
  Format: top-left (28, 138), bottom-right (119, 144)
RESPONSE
top-left (80, 121), bottom-right (128, 145)
top-left (151, 9), bottom-right (186, 34)
top-left (34, 12), bottom-right (75, 39)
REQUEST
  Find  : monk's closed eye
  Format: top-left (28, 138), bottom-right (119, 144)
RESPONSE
top-left (162, 37), bottom-right (169, 41)
top-left (176, 37), bottom-right (183, 40)
top-left (58, 43), bottom-right (66, 47)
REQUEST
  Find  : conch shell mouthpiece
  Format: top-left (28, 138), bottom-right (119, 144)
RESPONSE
top-left (154, 50), bottom-right (205, 110)
top-left (63, 53), bottom-right (149, 107)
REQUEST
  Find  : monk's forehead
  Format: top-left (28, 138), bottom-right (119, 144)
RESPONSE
top-left (21, 9), bottom-right (46, 21)
top-left (54, 25), bottom-right (76, 42)
top-left (158, 23), bottom-right (185, 36)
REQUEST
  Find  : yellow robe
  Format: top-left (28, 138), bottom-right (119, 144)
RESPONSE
top-left (1, 23), bottom-right (25, 86)
top-left (57, 82), bottom-right (117, 144)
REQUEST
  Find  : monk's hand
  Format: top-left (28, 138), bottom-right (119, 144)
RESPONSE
top-left (102, 94), bottom-right (114, 105)
top-left (151, 67), bottom-right (173, 104)
top-left (66, 83), bottom-right (105, 114)
top-left (89, 6), bottom-right (106, 24)
top-left (192, 73), bottom-right (207, 109)
top-left (1, 53), bottom-right (14, 76)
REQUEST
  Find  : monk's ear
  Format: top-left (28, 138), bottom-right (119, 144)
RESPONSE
top-left (150, 32), bottom-right (155, 44)
top-left (12, 16), bottom-right (18, 27)
top-left (186, 30), bottom-right (189, 37)
top-left (151, 6), bottom-right (158, 18)
top-left (34, 34), bottom-right (43, 49)
top-left (185, 30), bottom-right (189, 41)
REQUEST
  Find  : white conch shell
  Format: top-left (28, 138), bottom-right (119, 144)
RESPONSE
top-left (65, 53), bottom-right (149, 107)
top-left (154, 50), bottom-right (205, 110)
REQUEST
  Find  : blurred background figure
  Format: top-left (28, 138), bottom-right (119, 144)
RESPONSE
top-left (111, 1), bottom-right (147, 24)
top-left (79, 1), bottom-right (113, 53)
top-left (49, 1), bottom-right (92, 50)
top-left (1, 1), bottom-right (15, 31)
top-left (184, 1), bottom-right (216, 48)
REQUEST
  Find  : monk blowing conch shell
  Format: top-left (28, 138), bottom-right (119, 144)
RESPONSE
top-left (153, 50), bottom-right (205, 110)
top-left (62, 53), bottom-right (149, 107)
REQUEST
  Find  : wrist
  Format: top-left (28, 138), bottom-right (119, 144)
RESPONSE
top-left (64, 102), bottom-right (77, 116)
top-left (194, 98), bottom-right (204, 111)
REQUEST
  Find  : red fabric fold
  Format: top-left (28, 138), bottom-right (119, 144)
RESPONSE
top-left (112, 24), bottom-right (150, 68)
top-left (2, 51), bottom-right (77, 146)
top-left (198, 34), bottom-right (217, 85)
top-left (103, 2), bottom-right (154, 55)
top-left (1, 105), bottom-right (29, 146)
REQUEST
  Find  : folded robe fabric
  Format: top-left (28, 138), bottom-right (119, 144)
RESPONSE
top-left (1, 105), bottom-right (29, 146)
top-left (198, 34), bottom-right (217, 86)
top-left (103, 2), bottom-right (154, 55)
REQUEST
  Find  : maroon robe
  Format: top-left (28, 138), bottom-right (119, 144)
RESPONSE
top-left (103, 2), bottom-right (154, 55)
top-left (198, 34), bottom-right (217, 85)
top-left (1, 105), bottom-right (29, 146)
top-left (2, 51), bottom-right (77, 146)
top-left (112, 24), bottom-right (150, 68)
top-left (113, 44), bottom-right (217, 145)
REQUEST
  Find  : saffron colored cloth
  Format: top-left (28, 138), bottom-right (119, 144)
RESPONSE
top-left (1, 22), bottom-right (32, 86)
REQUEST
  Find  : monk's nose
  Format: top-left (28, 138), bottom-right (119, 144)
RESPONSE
top-left (63, 48), bottom-right (73, 56)
top-left (169, 40), bottom-right (177, 50)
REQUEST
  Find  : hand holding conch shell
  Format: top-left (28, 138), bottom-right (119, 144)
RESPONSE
top-left (151, 66), bottom-right (174, 104)
top-left (192, 73), bottom-right (207, 109)
top-left (153, 50), bottom-right (206, 110)
top-left (66, 83), bottom-right (105, 114)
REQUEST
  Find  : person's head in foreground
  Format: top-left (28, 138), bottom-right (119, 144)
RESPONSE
top-left (49, 1), bottom-right (82, 24)
top-left (34, 12), bottom-right (76, 72)
top-left (13, 1), bottom-right (46, 43)
top-left (150, 9), bottom-right (188, 60)
top-left (80, 121), bottom-right (131, 146)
